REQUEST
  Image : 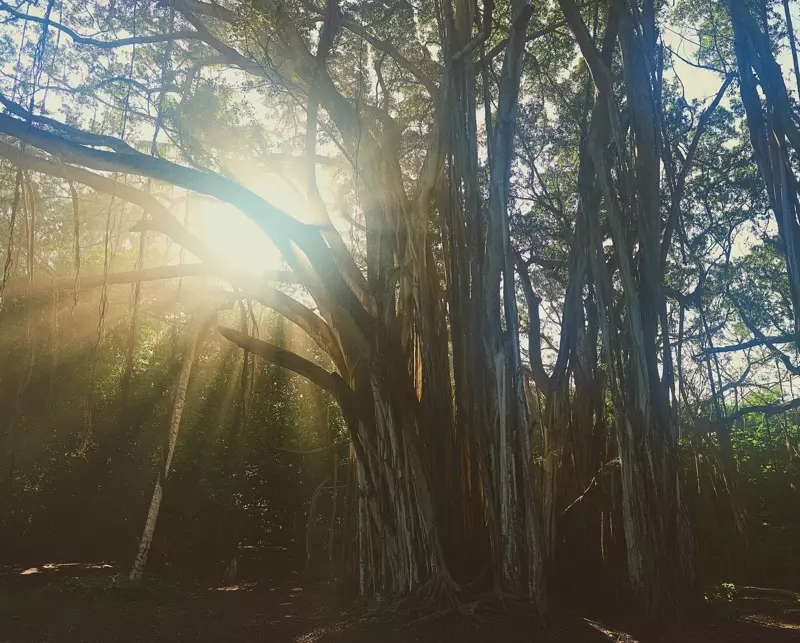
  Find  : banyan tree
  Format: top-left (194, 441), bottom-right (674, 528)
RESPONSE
top-left (4, 0), bottom-right (800, 621)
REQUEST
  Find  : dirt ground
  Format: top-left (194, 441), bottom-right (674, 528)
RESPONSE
top-left (1, 564), bottom-right (798, 642)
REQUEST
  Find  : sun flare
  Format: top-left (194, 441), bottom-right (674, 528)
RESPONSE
top-left (200, 202), bottom-right (280, 275)
top-left (189, 174), bottom-right (306, 276)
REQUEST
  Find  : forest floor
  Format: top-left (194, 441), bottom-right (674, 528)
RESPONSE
top-left (1, 563), bottom-right (799, 642)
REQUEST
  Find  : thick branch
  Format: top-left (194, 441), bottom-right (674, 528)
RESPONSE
top-left (249, 283), bottom-right (347, 375)
top-left (218, 326), bottom-right (353, 404)
top-left (3, 263), bottom-right (219, 297)
top-left (0, 95), bottom-right (138, 153)
top-left (698, 334), bottom-right (796, 356)
top-left (556, 0), bottom-right (612, 94)
top-left (170, 0), bottom-right (296, 90)
top-left (728, 396), bottom-right (800, 423)
top-left (129, 209), bottom-right (346, 373)
top-left (0, 139), bottom-right (350, 370)
top-left (0, 138), bottom-right (239, 276)
top-left (160, 0), bottom-right (238, 23)
top-left (0, 112), bottom-right (306, 239)
top-left (338, 15), bottom-right (439, 97)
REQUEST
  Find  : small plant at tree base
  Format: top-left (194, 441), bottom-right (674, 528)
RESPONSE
top-left (705, 582), bottom-right (738, 615)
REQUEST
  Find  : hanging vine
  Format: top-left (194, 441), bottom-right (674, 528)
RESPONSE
top-left (0, 169), bottom-right (23, 311)
top-left (80, 0), bottom-right (139, 453)
top-left (69, 180), bottom-right (80, 314)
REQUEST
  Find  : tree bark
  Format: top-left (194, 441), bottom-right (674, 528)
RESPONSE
top-left (129, 312), bottom-right (213, 581)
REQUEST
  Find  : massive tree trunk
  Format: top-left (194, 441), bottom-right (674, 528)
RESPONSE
top-left (440, 0), bottom-right (544, 602)
top-left (557, 0), bottom-right (695, 615)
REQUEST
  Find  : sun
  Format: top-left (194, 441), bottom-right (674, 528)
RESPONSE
top-left (199, 201), bottom-right (281, 275)
top-left (191, 174), bottom-right (306, 277)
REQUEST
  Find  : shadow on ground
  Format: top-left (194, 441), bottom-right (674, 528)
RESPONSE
top-left (1, 563), bottom-right (798, 642)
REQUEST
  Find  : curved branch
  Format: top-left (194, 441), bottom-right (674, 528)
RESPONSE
top-left (170, 0), bottom-right (297, 90)
top-left (130, 215), bottom-right (346, 370)
top-left (0, 1), bottom-right (199, 49)
top-left (0, 111), bottom-right (306, 239)
top-left (218, 326), bottom-right (353, 404)
top-left (128, 217), bottom-right (348, 372)
top-left (0, 138), bottom-right (239, 275)
top-left (160, 0), bottom-right (238, 23)
top-left (698, 334), bottom-right (797, 356)
top-left (0, 95), bottom-right (138, 153)
top-left (728, 396), bottom-right (800, 423)
top-left (337, 15), bottom-right (439, 97)
top-left (248, 283), bottom-right (347, 375)
top-left (2, 263), bottom-right (219, 297)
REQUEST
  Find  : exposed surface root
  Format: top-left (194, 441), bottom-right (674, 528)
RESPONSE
top-left (417, 573), bottom-right (461, 608)
top-left (406, 586), bottom-right (533, 628)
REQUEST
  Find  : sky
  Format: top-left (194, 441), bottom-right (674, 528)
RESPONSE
top-left (664, 1), bottom-right (800, 101)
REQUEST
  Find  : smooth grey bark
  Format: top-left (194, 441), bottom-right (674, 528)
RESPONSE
top-left (129, 314), bottom-right (212, 581)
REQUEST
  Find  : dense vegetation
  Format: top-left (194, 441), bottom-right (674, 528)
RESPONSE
top-left (0, 0), bottom-right (799, 623)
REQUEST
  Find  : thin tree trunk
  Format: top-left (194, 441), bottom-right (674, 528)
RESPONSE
top-left (329, 419), bottom-right (339, 581)
top-left (225, 303), bottom-right (252, 584)
top-left (306, 476), bottom-right (331, 575)
top-left (129, 313), bottom-right (213, 581)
